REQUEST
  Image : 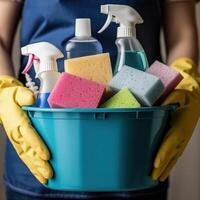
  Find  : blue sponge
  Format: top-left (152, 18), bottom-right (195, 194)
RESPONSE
top-left (109, 66), bottom-right (164, 106)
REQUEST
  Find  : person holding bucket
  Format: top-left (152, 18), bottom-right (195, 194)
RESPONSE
top-left (0, 0), bottom-right (200, 199)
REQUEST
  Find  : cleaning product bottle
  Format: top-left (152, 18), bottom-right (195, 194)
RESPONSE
top-left (65, 18), bottom-right (103, 59)
top-left (98, 4), bottom-right (149, 74)
top-left (22, 42), bottom-right (64, 108)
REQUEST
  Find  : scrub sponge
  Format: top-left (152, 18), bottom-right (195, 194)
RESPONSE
top-left (65, 53), bottom-right (113, 85)
top-left (109, 65), bottom-right (164, 106)
top-left (101, 88), bottom-right (141, 108)
top-left (48, 73), bottom-right (105, 108)
top-left (147, 61), bottom-right (183, 99)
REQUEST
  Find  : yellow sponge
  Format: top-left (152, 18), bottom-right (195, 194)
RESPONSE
top-left (100, 88), bottom-right (141, 108)
top-left (65, 53), bottom-right (113, 85)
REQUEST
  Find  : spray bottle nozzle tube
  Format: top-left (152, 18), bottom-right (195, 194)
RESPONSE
top-left (22, 54), bottom-right (39, 75)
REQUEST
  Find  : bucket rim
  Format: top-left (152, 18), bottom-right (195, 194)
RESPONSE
top-left (22, 104), bottom-right (178, 113)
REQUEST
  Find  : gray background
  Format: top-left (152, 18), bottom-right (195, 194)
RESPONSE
top-left (0, 4), bottom-right (200, 200)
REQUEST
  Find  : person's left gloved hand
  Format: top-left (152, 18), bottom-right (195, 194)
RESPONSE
top-left (152, 58), bottom-right (200, 181)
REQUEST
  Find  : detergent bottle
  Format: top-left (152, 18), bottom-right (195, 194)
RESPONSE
top-left (21, 42), bottom-right (64, 108)
top-left (66, 18), bottom-right (103, 58)
top-left (98, 4), bottom-right (149, 74)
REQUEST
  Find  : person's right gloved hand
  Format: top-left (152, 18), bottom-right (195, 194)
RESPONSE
top-left (0, 75), bottom-right (53, 184)
top-left (152, 58), bottom-right (200, 181)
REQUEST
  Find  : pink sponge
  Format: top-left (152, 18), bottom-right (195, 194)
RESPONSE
top-left (147, 61), bottom-right (183, 99)
top-left (48, 73), bottom-right (105, 108)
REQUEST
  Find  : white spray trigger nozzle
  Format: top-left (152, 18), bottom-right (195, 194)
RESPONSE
top-left (98, 4), bottom-right (144, 37)
top-left (21, 42), bottom-right (64, 78)
top-left (98, 14), bottom-right (113, 33)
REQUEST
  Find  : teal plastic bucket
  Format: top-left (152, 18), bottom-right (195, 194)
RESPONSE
top-left (23, 106), bottom-right (176, 192)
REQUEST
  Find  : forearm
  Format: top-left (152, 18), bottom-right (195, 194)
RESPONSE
top-left (0, 1), bottom-right (22, 76)
top-left (164, 1), bottom-right (199, 65)
top-left (0, 41), bottom-right (15, 76)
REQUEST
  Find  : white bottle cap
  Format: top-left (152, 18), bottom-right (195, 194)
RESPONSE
top-left (75, 18), bottom-right (92, 37)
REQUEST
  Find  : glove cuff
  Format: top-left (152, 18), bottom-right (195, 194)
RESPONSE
top-left (0, 75), bottom-right (23, 88)
top-left (170, 57), bottom-right (197, 75)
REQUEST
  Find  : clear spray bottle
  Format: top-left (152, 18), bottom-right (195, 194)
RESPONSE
top-left (98, 4), bottom-right (149, 74)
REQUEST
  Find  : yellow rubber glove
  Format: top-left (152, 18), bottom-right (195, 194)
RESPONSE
top-left (0, 76), bottom-right (53, 184)
top-left (152, 58), bottom-right (200, 181)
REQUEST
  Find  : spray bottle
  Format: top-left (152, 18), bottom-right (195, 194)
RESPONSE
top-left (98, 4), bottom-right (149, 74)
top-left (21, 42), bottom-right (64, 108)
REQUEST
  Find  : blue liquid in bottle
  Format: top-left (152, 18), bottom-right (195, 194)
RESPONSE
top-left (35, 93), bottom-right (50, 108)
top-left (115, 38), bottom-right (149, 74)
top-left (66, 38), bottom-right (103, 59)
top-left (124, 51), bottom-right (148, 71)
